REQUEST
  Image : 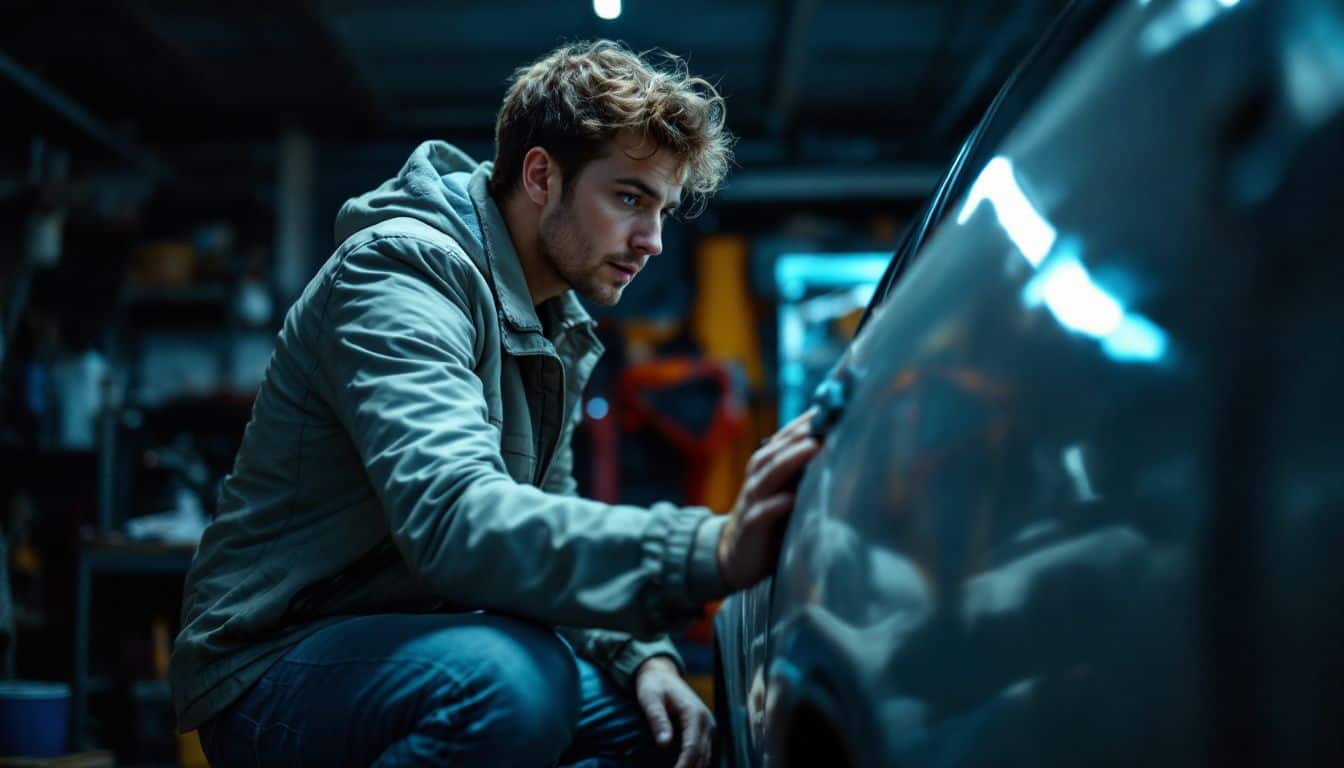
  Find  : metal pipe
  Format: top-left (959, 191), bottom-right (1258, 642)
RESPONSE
top-left (0, 47), bottom-right (171, 180)
top-left (718, 165), bottom-right (941, 203)
top-left (766, 0), bottom-right (820, 138)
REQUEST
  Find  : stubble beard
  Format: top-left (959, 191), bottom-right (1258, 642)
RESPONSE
top-left (538, 202), bottom-right (625, 307)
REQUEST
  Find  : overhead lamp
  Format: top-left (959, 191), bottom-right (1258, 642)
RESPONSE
top-left (594, 0), bottom-right (621, 21)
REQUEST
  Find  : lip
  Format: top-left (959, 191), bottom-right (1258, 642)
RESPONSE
top-left (608, 262), bottom-right (638, 283)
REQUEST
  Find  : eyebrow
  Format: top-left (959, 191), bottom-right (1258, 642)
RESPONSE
top-left (614, 177), bottom-right (678, 210)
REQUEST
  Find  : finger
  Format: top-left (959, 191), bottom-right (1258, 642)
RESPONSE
top-left (765, 409), bottom-right (816, 449)
top-left (753, 408), bottom-right (817, 460)
top-left (671, 701), bottom-right (702, 768)
top-left (753, 437), bottom-right (821, 497)
top-left (770, 414), bottom-right (822, 457)
top-left (639, 689), bottom-right (675, 747)
top-left (764, 409), bottom-right (814, 443)
top-left (697, 713), bottom-right (715, 768)
top-left (790, 406), bottom-right (820, 436)
top-left (743, 436), bottom-right (818, 501)
top-left (745, 443), bottom-right (768, 475)
top-left (678, 701), bottom-right (703, 759)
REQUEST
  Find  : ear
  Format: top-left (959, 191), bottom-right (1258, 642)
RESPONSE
top-left (521, 147), bottom-right (562, 207)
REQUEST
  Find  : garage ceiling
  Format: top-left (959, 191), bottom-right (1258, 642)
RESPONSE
top-left (2, 0), bottom-right (1071, 172)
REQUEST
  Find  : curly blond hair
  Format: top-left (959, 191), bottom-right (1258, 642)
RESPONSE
top-left (489, 40), bottom-right (734, 216)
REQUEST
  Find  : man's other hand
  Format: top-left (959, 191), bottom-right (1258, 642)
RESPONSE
top-left (635, 656), bottom-right (714, 768)
top-left (717, 409), bottom-right (822, 591)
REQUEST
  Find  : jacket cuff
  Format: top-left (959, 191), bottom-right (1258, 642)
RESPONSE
top-left (687, 514), bottom-right (729, 603)
top-left (649, 504), bottom-right (709, 621)
top-left (609, 636), bottom-right (684, 690)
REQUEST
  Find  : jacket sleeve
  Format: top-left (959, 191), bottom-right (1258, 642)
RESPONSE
top-left (557, 626), bottom-right (685, 690)
top-left (542, 418), bottom-right (686, 688)
top-left (317, 237), bottom-right (728, 639)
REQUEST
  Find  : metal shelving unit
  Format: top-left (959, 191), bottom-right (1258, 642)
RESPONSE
top-left (75, 281), bottom-right (260, 750)
top-left (71, 537), bottom-right (196, 751)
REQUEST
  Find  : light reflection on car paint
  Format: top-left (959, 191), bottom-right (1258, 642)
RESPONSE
top-left (959, 156), bottom-right (1172, 364)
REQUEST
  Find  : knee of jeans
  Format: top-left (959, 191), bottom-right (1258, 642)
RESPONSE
top-left (489, 627), bottom-right (580, 744)
top-left (432, 621), bottom-right (581, 760)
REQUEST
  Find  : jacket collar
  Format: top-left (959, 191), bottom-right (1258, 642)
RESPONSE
top-left (467, 164), bottom-right (595, 346)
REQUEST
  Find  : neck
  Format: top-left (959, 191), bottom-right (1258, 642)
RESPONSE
top-left (499, 188), bottom-right (566, 305)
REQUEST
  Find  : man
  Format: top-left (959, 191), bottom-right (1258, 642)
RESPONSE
top-left (171, 40), bottom-right (820, 768)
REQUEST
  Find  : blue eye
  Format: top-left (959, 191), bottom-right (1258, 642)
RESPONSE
top-left (620, 192), bottom-right (639, 207)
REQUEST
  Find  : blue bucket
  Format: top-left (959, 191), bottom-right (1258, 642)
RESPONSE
top-left (0, 681), bottom-right (71, 757)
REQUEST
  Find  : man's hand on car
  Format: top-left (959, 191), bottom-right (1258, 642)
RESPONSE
top-left (717, 408), bottom-right (823, 591)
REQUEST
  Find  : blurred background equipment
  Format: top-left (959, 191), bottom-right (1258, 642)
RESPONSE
top-left (774, 252), bottom-right (889, 421)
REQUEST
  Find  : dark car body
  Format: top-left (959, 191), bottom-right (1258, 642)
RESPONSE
top-left (714, 0), bottom-right (1344, 765)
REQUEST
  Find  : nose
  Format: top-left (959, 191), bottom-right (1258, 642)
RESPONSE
top-left (630, 216), bottom-right (663, 258)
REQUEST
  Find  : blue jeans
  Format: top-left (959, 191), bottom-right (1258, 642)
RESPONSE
top-left (198, 613), bottom-right (675, 767)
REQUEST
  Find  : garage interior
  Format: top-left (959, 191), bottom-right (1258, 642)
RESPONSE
top-left (5, 0), bottom-right (1286, 765)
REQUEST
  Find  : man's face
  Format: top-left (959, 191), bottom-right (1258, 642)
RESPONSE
top-left (537, 137), bottom-right (684, 306)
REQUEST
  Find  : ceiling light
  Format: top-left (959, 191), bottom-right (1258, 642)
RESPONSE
top-left (594, 0), bottom-right (621, 21)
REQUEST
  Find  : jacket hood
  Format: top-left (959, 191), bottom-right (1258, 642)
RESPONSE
top-left (333, 140), bottom-right (487, 265)
top-left (330, 140), bottom-right (596, 344)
